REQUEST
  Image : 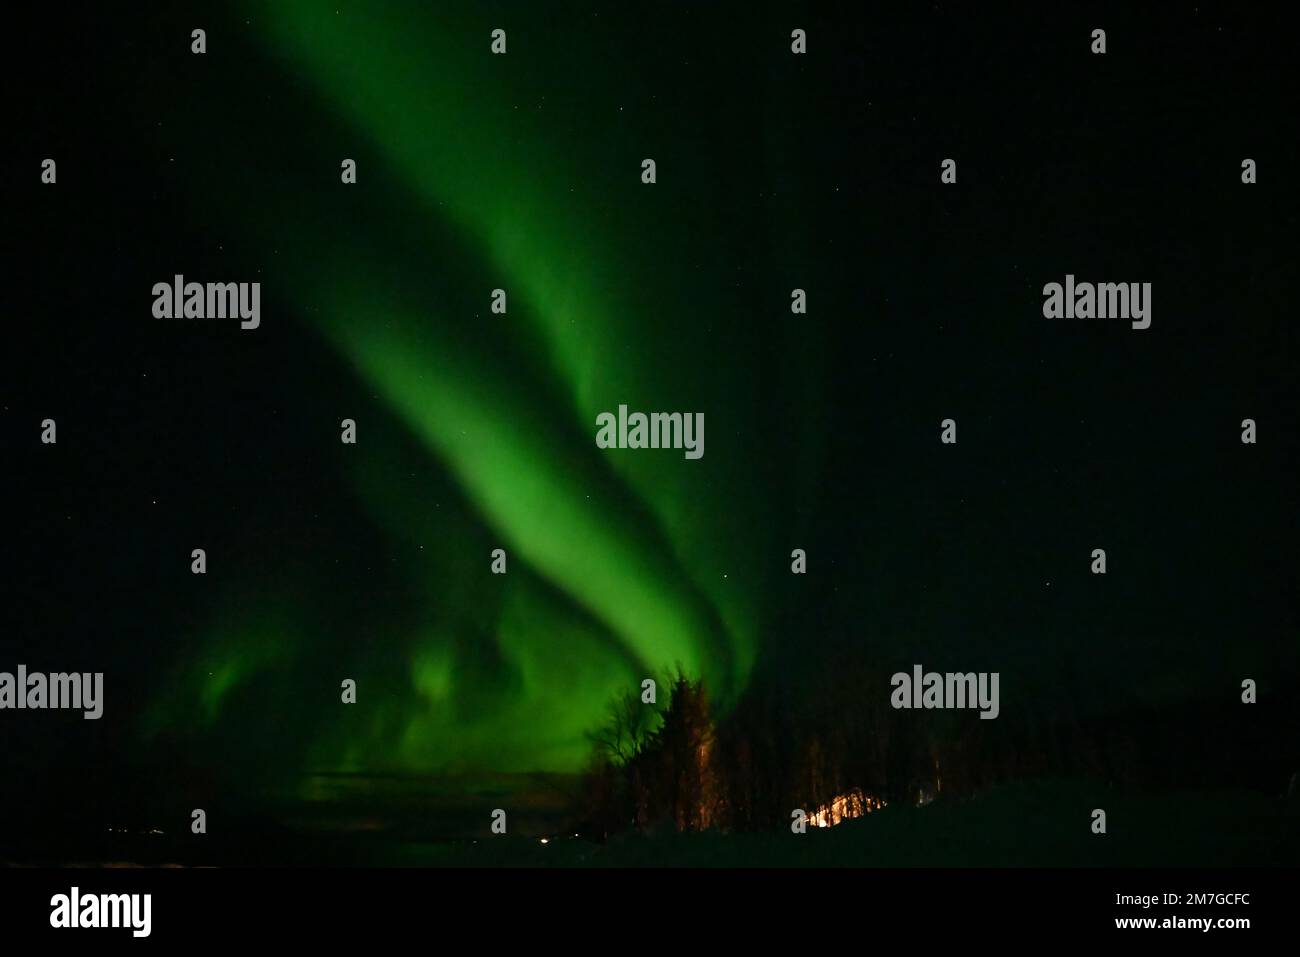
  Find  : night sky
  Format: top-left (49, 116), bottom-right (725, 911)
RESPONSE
top-left (4, 3), bottom-right (1297, 852)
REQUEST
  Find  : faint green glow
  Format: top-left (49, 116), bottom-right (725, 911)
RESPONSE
top-left (141, 603), bottom-right (302, 738)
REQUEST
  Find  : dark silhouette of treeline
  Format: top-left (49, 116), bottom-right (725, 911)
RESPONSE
top-left (579, 654), bottom-right (1300, 839)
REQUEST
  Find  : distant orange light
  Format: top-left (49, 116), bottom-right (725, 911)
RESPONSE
top-left (807, 790), bottom-right (885, 828)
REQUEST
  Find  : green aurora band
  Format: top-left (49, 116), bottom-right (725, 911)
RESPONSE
top-left (139, 3), bottom-right (824, 778)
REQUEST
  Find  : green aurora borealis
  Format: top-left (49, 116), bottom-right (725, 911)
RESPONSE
top-left (13, 3), bottom-right (1293, 814)
top-left (136, 3), bottom-right (823, 777)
